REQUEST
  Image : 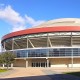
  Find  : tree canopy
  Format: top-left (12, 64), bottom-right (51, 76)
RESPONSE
top-left (0, 52), bottom-right (16, 69)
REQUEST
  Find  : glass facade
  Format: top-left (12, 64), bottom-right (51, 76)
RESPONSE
top-left (11, 48), bottom-right (80, 58)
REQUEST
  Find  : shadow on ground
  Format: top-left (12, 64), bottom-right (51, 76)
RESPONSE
top-left (66, 72), bottom-right (80, 77)
top-left (0, 74), bottom-right (80, 80)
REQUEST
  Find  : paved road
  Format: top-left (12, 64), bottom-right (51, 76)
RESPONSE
top-left (43, 69), bottom-right (80, 80)
top-left (0, 74), bottom-right (80, 80)
top-left (48, 74), bottom-right (80, 80)
top-left (0, 68), bottom-right (80, 80)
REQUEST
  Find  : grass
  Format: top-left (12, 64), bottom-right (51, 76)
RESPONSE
top-left (0, 69), bottom-right (8, 73)
top-left (66, 72), bottom-right (80, 77)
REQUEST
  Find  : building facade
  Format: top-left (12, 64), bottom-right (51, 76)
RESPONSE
top-left (1, 18), bottom-right (80, 68)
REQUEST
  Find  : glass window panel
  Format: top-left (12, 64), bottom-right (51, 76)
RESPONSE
top-left (53, 49), bottom-right (59, 56)
top-left (59, 48), bottom-right (65, 56)
top-left (73, 48), bottom-right (78, 56)
top-left (40, 49), bottom-right (47, 57)
top-left (65, 48), bottom-right (71, 56)
top-left (49, 49), bottom-right (54, 57)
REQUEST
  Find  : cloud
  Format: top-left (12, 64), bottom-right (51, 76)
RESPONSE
top-left (25, 15), bottom-right (45, 27)
top-left (0, 5), bottom-right (45, 32)
top-left (0, 5), bottom-right (25, 32)
top-left (0, 5), bottom-right (25, 24)
top-left (11, 26), bottom-right (26, 32)
top-left (0, 5), bottom-right (46, 52)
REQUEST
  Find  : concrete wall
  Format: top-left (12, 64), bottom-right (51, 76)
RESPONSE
top-left (13, 58), bottom-right (80, 68)
top-left (50, 58), bottom-right (80, 68)
top-left (69, 58), bottom-right (80, 67)
top-left (50, 58), bottom-right (70, 67)
top-left (13, 59), bottom-right (26, 67)
top-left (13, 59), bottom-right (33, 67)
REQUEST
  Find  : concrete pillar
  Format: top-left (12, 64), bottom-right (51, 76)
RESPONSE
top-left (1, 44), bottom-right (3, 52)
top-left (4, 42), bottom-right (5, 51)
top-left (71, 58), bottom-right (73, 68)
top-left (46, 58), bottom-right (49, 67)
top-left (71, 32), bottom-right (73, 46)
top-left (3, 64), bottom-right (4, 67)
top-left (11, 63), bottom-right (13, 68)
top-left (12, 38), bottom-right (14, 50)
top-left (26, 60), bottom-right (28, 68)
top-left (45, 62), bottom-right (47, 67)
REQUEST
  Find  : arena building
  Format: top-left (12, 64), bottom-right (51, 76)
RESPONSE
top-left (1, 18), bottom-right (80, 68)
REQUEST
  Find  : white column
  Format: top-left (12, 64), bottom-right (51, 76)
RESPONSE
top-left (12, 38), bottom-right (14, 50)
top-left (45, 62), bottom-right (46, 67)
top-left (46, 58), bottom-right (49, 67)
top-left (27, 36), bottom-right (28, 48)
top-left (4, 42), bottom-right (5, 51)
top-left (26, 36), bottom-right (28, 68)
top-left (26, 60), bottom-right (28, 68)
top-left (40, 62), bottom-right (41, 67)
top-left (47, 33), bottom-right (49, 47)
top-left (71, 32), bottom-right (73, 46)
top-left (1, 44), bottom-right (3, 52)
top-left (3, 64), bottom-right (5, 68)
top-left (11, 63), bottom-right (13, 68)
top-left (71, 32), bottom-right (73, 68)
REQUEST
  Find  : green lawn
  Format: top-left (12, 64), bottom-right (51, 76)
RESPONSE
top-left (66, 72), bottom-right (80, 77)
top-left (0, 69), bottom-right (8, 73)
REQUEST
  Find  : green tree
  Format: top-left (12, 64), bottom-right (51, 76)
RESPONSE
top-left (2, 52), bottom-right (16, 69)
top-left (0, 54), bottom-right (4, 66)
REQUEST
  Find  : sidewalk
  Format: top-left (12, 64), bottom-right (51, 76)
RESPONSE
top-left (0, 67), bottom-right (80, 80)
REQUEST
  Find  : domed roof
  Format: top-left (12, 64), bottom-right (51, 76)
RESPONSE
top-left (33, 18), bottom-right (80, 28)
top-left (2, 18), bottom-right (80, 41)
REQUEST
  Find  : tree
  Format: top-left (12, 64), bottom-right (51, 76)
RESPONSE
top-left (0, 54), bottom-right (4, 66)
top-left (2, 52), bottom-right (16, 69)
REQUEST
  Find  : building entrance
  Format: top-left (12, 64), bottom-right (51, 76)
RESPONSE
top-left (32, 62), bottom-right (50, 67)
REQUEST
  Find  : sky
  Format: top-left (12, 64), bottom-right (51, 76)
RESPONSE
top-left (0, 0), bottom-right (80, 51)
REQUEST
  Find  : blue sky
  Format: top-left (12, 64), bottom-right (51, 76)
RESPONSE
top-left (0, 0), bottom-right (80, 51)
top-left (0, 0), bottom-right (80, 36)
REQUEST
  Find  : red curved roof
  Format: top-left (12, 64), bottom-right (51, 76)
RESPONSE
top-left (2, 26), bottom-right (80, 41)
